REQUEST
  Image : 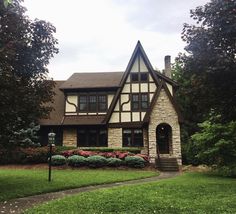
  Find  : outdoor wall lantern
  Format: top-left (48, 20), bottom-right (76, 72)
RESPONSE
top-left (48, 132), bottom-right (56, 182)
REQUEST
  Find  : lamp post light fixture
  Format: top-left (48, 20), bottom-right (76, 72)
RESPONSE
top-left (48, 132), bottom-right (56, 182)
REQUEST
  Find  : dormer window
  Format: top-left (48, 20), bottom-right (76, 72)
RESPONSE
top-left (131, 72), bottom-right (148, 82)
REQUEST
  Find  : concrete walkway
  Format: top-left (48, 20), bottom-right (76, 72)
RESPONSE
top-left (0, 171), bottom-right (180, 214)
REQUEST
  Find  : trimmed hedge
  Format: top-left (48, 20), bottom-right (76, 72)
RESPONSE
top-left (107, 158), bottom-right (123, 167)
top-left (51, 155), bottom-right (66, 166)
top-left (68, 155), bottom-right (87, 167)
top-left (87, 155), bottom-right (108, 168)
top-left (78, 147), bottom-right (142, 154)
top-left (125, 156), bottom-right (146, 168)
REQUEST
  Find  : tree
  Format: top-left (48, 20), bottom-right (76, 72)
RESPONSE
top-left (0, 0), bottom-right (58, 147)
top-left (192, 118), bottom-right (236, 177)
top-left (176, 0), bottom-right (236, 123)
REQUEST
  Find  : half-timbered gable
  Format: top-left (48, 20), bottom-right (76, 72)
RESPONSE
top-left (39, 41), bottom-right (182, 166)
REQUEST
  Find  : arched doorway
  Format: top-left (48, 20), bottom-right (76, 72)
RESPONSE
top-left (156, 123), bottom-right (172, 154)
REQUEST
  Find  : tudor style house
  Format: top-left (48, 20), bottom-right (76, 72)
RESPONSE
top-left (39, 41), bottom-right (182, 165)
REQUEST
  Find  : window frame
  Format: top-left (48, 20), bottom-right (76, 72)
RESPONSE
top-left (122, 128), bottom-right (143, 147)
top-left (78, 94), bottom-right (107, 112)
top-left (77, 128), bottom-right (108, 147)
top-left (130, 72), bottom-right (149, 82)
top-left (131, 93), bottom-right (149, 111)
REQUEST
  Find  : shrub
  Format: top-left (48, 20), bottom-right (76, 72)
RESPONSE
top-left (115, 151), bottom-right (130, 159)
top-left (134, 154), bottom-right (149, 162)
top-left (213, 164), bottom-right (236, 178)
top-left (51, 155), bottom-right (66, 166)
top-left (107, 158), bottom-right (123, 167)
top-left (21, 147), bottom-right (54, 163)
top-left (125, 156), bottom-right (146, 168)
top-left (98, 152), bottom-right (116, 158)
top-left (55, 146), bottom-right (76, 154)
top-left (68, 155), bottom-right (87, 167)
top-left (87, 155), bottom-right (108, 168)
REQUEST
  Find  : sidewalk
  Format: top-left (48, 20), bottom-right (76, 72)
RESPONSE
top-left (0, 171), bottom-right (180, 214)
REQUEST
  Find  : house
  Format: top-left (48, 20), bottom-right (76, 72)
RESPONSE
top-left (39, 41), bottom-right (182, 165)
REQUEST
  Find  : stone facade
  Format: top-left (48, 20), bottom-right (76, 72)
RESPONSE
top-left (148, 89), bottom-right (182, 165)
top-left (142, 128), bottom-right (149, 155)
top-left (63, 128), bottom-right (77, 147)
top-left (108, 128), bottom-right (122, 147)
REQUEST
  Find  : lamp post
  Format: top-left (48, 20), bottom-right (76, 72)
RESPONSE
top-left (48, 132), bottom-right (55, 182)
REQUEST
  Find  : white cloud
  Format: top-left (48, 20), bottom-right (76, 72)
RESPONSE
top-left (23, 0), bottom-right (209, 80)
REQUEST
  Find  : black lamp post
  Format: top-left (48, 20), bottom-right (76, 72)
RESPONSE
top-left (48, 132), bottom-right (55, 182)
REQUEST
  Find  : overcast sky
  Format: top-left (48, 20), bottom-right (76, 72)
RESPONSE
top-left (23, 0), bottom-right (209, 80)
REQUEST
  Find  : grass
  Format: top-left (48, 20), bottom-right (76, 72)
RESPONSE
top-left (0, 168), bottom-right (158, 201)
top-left (25, 172), bottom-right (236, 214)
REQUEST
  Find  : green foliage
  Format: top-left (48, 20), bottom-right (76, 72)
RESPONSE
top-left (67, 155), bottom-right (87, 167)
top-left (125, 156), bottom-right (146, 168)
top-left (213, 164), bottom-right (236, 178)
top-left (51, 155), bottom-right (66, 166)
top-left (0, 0), bottom-right (58, 148)
top-left (191, 119), bottom-right (236, 172)
top-left (107, 158), bottom-right (123, 167)
top-left (0, 146), bottom-right (52, 164)
top-left (25, 173), bottom-right (236, 214)
top-left (176, 0), bottom-right (236, 123)
top-left (80, 147), bottom-right (141, 154)
top-left (87, 155), bottom-right (108, 168)
top-left (54, 146), bottom-right (77, 154)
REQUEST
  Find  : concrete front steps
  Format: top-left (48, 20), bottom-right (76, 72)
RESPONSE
top-left (155, 157), bottom-right (179, 172)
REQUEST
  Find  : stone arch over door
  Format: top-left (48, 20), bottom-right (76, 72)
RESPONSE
top-left (156, 123), bottom-right (172, 154)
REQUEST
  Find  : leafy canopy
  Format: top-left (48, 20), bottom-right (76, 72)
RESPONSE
top-left (0, 0), bottom-right (58, 147)
top-left (175, 0), bottom-right (236, 123)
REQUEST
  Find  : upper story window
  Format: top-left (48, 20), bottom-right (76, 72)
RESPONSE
top-left (131, 93), bottom-right (149, 111)
top-left (79, 94), bottom-right (107, 112)
top-left (79, 95), bottom-right (87, 111)
top-left (131, 72), bottom-right (148, 82)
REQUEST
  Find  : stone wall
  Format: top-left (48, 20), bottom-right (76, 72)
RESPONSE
top-left (148, 89), bottom-right (182, 165)
top-left (108, 128), bottom-right (122, 147)
top-left (63, 128), bottom-right (77, 147)
top-left (142, 128), bottom-right (149, 155)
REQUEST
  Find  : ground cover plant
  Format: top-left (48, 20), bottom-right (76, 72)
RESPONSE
top-left (0, 169), bottom-right (158, 201)
top-left (25, 173), bottom-right (236, 214)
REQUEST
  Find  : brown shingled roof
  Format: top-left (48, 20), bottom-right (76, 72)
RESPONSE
top-left (60, 72), bottom-right (123, 89)
top-left (39, 81), bottom-right (65, 126)
top-left (62, 115), bottom-right (105, 125)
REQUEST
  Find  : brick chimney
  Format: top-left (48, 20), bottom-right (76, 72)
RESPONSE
top-left (164, 55), bottom-right (171, 78)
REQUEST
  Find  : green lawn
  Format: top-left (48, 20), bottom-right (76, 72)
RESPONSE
top-left (0, 168), bottom-right (158, 201)
top-left (25, 173), bottom-right (236, 214)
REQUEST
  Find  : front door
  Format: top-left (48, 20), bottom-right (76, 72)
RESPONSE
top-left (156, 124), bottom-right (171, 154)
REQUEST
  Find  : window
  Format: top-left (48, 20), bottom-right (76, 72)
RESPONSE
top-left (123, 129), bottom-right (143, 147)
top-left (79, 95), bottom-right (87, 111)
top-left (89, 95), bottom-right (97, 111)
top-left (77, 128), bottom-right (107, 147)
top-left (141, 94), bottom-right (148, 110)
top-left (98, 95), bottom-right (107, 112)
top-left (131, 94), bottom-right (139, 111)
top-left (131, 72), bottom-right (148, 82)
top-left (140, 73), bottom-right (148, 81)
top-left (131, 93), bottom-right (149, 111)
top-left (131, 73), bottom-right (139, 82)
top-left (78, 94), bottom-right (107, 112)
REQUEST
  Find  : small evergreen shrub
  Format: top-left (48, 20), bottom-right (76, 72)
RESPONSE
top-left (125, 156), bottom-right (146, 168)
top-left (68, 155), bottom-right (87, 167)
top-left (107, 157), bottom-right (123, 167)
top-left (87, 155), bottom-right (108, 168)
top-left (214, 164), bottom-right (236, 178)
top-left (51, 155), bottom-right (66, 166)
